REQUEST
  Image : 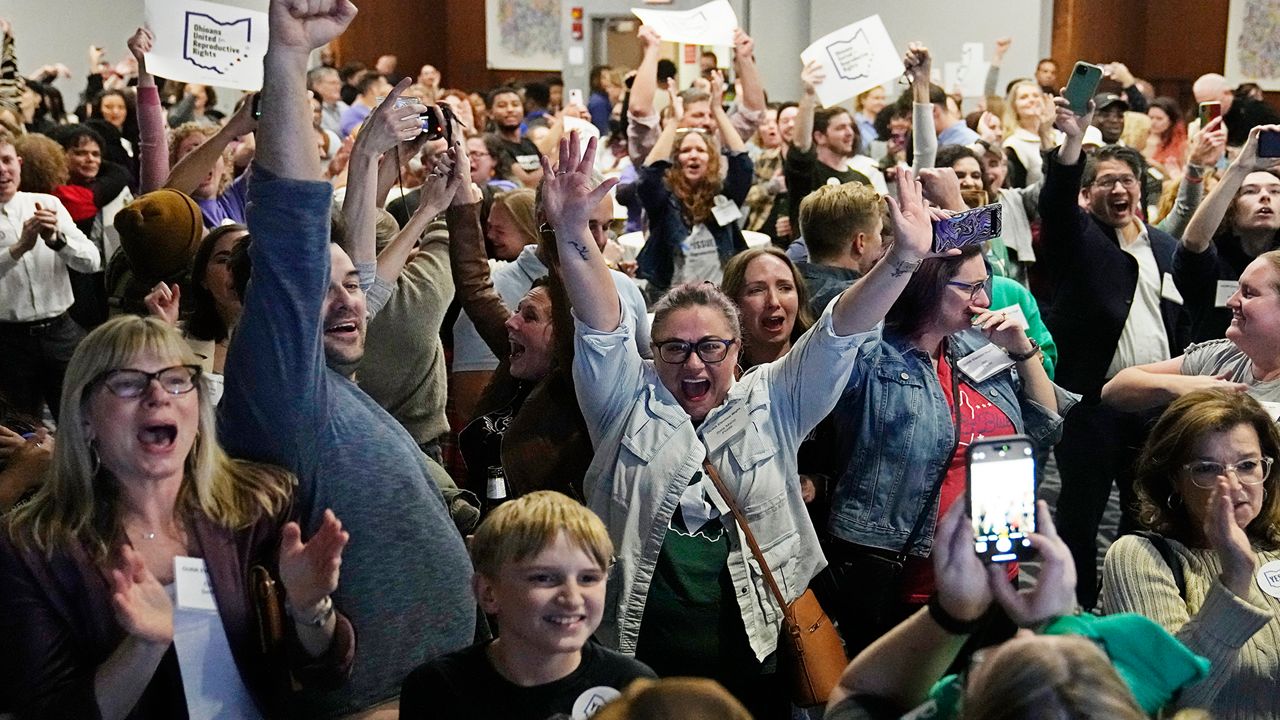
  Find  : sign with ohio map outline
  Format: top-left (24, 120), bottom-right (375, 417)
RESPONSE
top-left (800, 14), bottom-right (902, 108)
top-left (144, 0), bottom-right (268, 92)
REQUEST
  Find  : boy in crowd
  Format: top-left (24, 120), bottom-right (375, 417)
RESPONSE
top-left (400, 492), bottom-right (655, 719)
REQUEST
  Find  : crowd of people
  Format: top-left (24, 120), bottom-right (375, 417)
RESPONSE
top-left (1, 1), bottom-right (1279, 718)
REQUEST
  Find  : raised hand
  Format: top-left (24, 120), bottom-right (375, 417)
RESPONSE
top-left (110, 545), bottom-right (174, 645)
top-left (732, 28), bottom-right (755, 63)
top-left (1203, 478), bottom-right (1259, 598)
top-left (225, 91), bottom-right (260, 138)
top-left (993, 37), bottom-right (1012, 61)
top-left (0, 18), bottom-right (11, 37)
top-left (707, 69), bottom-right (726, 109)
top-left (1188, 116), bottom-right (1227, 167)
top-left (0, 424), bottom-right (29, 461)
top-left (800, 60), bottom-right (825, 96)
top-left (989, 501), bottom-right (1077, 626)
top-left (638, 24), bottom-right (661, 51)
top-left (918, 167), bottom-right (966, 211)
top-left (1235, 124), bottom-right (1280, 171)
top-left (933, 500), bottom-right (994, 622)
top-left (279, 509), bottom-right (349, 614)
top-left (267, 0), bottom-right (357, 54)
top-left (355, 78), bottom-right (427, 157)
top-left (127, 27), bottom-right (153, 74)
top-left (539, 131), bottom-right (618, 233)
top-left (903, 42), bottom-right (932, 86)
top-left (885, 167), bottom-right (948, 263)
top-left (415, 142), bottom-right (464, 217)
top-left (1052, 94), bottom-right (1094, 136)
top-left (977, 111), bottom-right (1003, 144)
top-left (144, 282), bottom-right (181, 327)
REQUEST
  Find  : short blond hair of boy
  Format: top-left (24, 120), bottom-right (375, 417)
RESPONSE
top-left (470, 491), bottom-right (613, 578)
top-left (799, 182), bottom-right (884, 263)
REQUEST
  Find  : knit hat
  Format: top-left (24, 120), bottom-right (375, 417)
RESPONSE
top-left (114, 189), bottom-right (203, 281)
top-left (1043, 613), bottom-right (1210, 714)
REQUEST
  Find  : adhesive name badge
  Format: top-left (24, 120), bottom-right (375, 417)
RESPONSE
top-left (174, 556), bottom-right (217, 612)
top-left (956, 343), bottom-right (1015, 384)
top-left (1256, 560), bottom-right (1280, 599)
top-left (1160, 272), bottom-right (1184, 305)
top-left (515, 154), bottom-right (540, 171)
top-left (991, 304), bottom-right (1030, 330)
top-left (572, 686), bottom-right (622, 719)
top-left (1216, 279), bottom-right (1240, 308)
top-left (710, 195), bottom-right (743, 226)
top-left (1260, 401), bottom-right (1280, 423)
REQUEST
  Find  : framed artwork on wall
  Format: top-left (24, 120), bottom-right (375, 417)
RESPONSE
top-left (486, 0), bottom-right (564, 71)
top-left (1225, 0), bottom-right (1280, 90)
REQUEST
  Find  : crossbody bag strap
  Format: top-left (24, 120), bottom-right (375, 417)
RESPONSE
top-left (702, 459), bottom-right (789, 611)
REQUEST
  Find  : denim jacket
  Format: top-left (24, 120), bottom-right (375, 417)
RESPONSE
top-left (573, 300), bottom-right (871, 661)
top-left (827, 326), bottom-right (1078, 556)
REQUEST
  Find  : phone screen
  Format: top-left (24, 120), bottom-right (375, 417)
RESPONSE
top-left (1198, 101), bottom-right (1222, 128)
top-left (1259, 129), bottom-right (1280, 158)
top-left (967, 437), bottom-right (1036, 563)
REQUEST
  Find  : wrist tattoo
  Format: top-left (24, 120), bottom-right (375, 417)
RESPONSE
top-left (568, 240), bottom-right (590, 261)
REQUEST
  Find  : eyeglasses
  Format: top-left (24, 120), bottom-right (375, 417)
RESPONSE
top-left (946, 277), bottom-right (990, 301)
top-left (653, 336), bottom-right (736, 364)
top-left (95, 365), bottom-right (202, 399)
top-left (1182, 456), bottom-right (1273, 489)
top-left (467, 150), bottom-right (491, 159)
top-left (1093, 174), bottom-right (1139, 190)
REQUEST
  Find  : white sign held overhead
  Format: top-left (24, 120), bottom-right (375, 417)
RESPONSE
top-left (800, 15), bottom-right (903, 108)
top-left (631, 0), bottom-right (738, 47)
top-left (144, 0), bottom-right (269, 92)
top-left (944, 42), bottom-right (990, 98)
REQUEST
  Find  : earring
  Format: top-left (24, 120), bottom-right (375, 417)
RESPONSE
top-left (89, 441), bottom-right (101, 477)
top-left (1166, 492), bottom-right (1182, 509)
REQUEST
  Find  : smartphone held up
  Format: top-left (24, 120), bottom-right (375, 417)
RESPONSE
top-left (1062, 61), bottom-right (1103, 116)
top-left (966, 435), bottom-right (1037, 563)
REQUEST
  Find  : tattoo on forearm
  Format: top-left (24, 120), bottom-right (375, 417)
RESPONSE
top-left (569, 240), bottom-right (589, 261)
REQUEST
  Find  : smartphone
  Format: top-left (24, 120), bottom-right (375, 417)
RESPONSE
top-left (251, 92), bottom-right (262, 121)
top-left (967, 435), bottom-right (1037, 564)
top-left (932, 203), bottom-right (1003, 253)
top-left (1062, 61), bottom-right (1103, 116)
top-left (568, 88), bottom-right (584, 107)
top-left (1259, 129), bottom-right (1280, 158)
top-left (1198, 101), bottom-right (1222, 128)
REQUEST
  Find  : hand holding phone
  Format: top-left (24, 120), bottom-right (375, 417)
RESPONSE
top-left (1198, 101), bottom-right (1222, 129)
top-left (568, 88), bottom-right (584, 108)
top-left (1062, 61), bottom-right (1103, 116)
top-left (1257, 128), bottom-right (1280, 159)
top-left (932, 203), bottom-right (1003, 253)
top-left (967, 435), bottom-right (1037, 563)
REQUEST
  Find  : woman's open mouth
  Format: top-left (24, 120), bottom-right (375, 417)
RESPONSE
top-left (138, 423), bottom-right (178, 449)
top-left (681, 378), bottom-right (711, 402)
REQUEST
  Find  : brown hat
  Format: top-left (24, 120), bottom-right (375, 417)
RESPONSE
top-left (114, 189), bottom-right (203, 281)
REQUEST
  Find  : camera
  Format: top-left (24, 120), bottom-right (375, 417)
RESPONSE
top-left (391, 98), bottom-right (459, 144)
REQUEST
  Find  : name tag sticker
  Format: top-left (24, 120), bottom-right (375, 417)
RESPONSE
top-left (1256, 559), bottom-right (1280, 599)
top-left (1215, 280), bottom-right (1239, 308)
top-left (956, 343), bottom-right (1015, 384)
top-left (711, 194), bottom-right (743, 226)
top-left (1260, 401), bottom-right (1280, 423)
top-left (174, 556), bottom-right (217, 612)
top-left (1160, 272), bottom-right (1184, 305)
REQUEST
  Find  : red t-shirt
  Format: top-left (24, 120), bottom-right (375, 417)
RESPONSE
top-left (900, 355), bottom-right (1017, 603)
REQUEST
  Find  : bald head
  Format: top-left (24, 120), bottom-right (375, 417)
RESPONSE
top-left (1193, 73), bottom-right (1234, 114)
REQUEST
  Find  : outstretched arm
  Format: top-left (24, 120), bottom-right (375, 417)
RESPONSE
top-left (792, 60), bottom-right (823, 153)
top-left (165, 98), bottom-right (257, 194)
top-left (1181, 121), bottom-right (1276, 253)
top-left (731, 29), bottom-right (765, 114)
top-left (627, 25), bottom-right (663, 120)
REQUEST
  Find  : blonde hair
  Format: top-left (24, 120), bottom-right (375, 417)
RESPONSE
top-left (798, 181), bottom-right (884, 260)
top-left (8, 316), bottom-right (293, 562)
top-left (592, 677), bottom-right (751, 720)
top-left (168, 122), bottom-right (232, 195)
top-left (1002, 80), bottom-right (1041, 140)
top-left (491, 188), bottom-right (540, 246)
top-left (470, 491), bottom-right (612, 578)
top-left (1120, 110), bottom-right (1151, 151)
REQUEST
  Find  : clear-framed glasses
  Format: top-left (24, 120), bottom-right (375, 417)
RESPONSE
top-left (1093, 174), bottom-right (1139, 190)
top-left (95, 365), bottom-right (202, 399)
top-left (946, 277), bottom-right (990, 301)
top-left (1182, 456), bottom-right (1273, 489)
top-left (653, 336), bottom-right (736, 364)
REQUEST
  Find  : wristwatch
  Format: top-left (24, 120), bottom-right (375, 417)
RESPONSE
top-left (1008, 337), bottom-right (1042, 362)
top-left (288, 595), bottom-right (335, 628)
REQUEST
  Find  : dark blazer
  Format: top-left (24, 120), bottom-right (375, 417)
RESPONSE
top-left (0, 503), bottom-right (355, 719)
top-left (1038, 148), bottom-right (1190, 400)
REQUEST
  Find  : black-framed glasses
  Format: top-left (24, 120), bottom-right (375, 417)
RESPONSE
top-left (946, 277), bottom-right (990, 301)
top-left (653, 336), bottom-right (736, 364)
top-left (95, 365), bottom-right (202, 399)
top-left (1093, 174), bottom-right (1139, 190)
top-left (1182, 456), bottom-right (1273, 489)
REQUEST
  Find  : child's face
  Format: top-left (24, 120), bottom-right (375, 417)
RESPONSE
top-left (476, 531), bottom-right (607, 659)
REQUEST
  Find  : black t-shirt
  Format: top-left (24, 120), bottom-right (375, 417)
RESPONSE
top-left (494, 135), bottom-right (543, 179)
top-left (784, 145), bottom-right (871, 235)
top-left (400, 639), bottom-right (656, 720)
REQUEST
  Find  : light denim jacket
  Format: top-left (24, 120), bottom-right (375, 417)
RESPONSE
top-left (573, 301), bottom-right (871, 661)
top-left (827, 326), bottom-right (1078, 556)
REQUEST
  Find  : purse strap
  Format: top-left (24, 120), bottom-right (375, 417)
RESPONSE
top-left (701, 459), bottom-right (789, 611)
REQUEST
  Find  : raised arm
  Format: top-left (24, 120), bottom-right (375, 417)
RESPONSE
top-left (731, 29), bottom-right (765, 114)
top-left (710, 71), bottom-right (745, 153)
top-left (905, 43), bottom-right (936, 170)
top-left (125, 28), bottom-right (169, 193)
top-left (541, 133), bottom-right (620, 332)
top-left (984, 37), bottom-right (1010, 99)
top-left (377, 141), bottom-right (462, 285)
top-left (164, 98), bottom-right (257, 194)
top-left (627, 25), bottom-right (663, 120)
top-left (792, 60), bottom-right (823, 153)
top-left (1155, 126), bottom-right (1222, 237)
top-left (1181, 121), bottom-right (1277, 253)
top-left (643, 110), bottom-right (680, 167)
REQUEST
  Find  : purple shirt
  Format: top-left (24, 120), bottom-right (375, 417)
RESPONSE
top-left (197, 171), bottom-right (249, 228)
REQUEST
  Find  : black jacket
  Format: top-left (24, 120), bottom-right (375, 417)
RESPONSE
top-left (1038, 148), bottom-right (1190, 400)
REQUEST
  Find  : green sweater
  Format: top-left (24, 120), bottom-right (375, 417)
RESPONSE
top-left (989, 275), bottom-right (1056, 379)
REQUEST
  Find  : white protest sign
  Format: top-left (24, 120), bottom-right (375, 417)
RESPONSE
top-left (632, 0), bottom-right (738, 47)
top-left (800, 15), bottom-right (903, 108)
top-left (144, 0), bottom-right (269, 92)
top-left (944, 42), bottom-right (990, 98)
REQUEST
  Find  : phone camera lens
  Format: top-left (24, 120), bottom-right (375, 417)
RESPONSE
top-left (1076, 66), bottom-right (1087, 75)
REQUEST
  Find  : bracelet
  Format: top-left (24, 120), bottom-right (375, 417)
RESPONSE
top-left (287, 595), bottom-right (334, 628)
top-left (927, 594), bottom-right (985, 635)
top-left (1007, 337), bottom-right (1041, 363)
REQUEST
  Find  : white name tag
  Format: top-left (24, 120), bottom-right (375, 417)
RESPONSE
top-left (710, 194), bottom-right (742, 226)
top-left (1256, 559), bottom-right (1280, 599)
top-left (1260, 401), bottom-right (1280, 423)
top-left (1160, 272), bottom-right (1184, 305)
top-left (991, 304), bottom-right (1030, 330)
top-left (174, 556), bottom-right (217, 612)
top-left (1215, 280), bottom-right (1239, 308)
top-left (956, 343), bottom-right (1015, 384)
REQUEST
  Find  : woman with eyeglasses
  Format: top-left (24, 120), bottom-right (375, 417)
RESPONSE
top-left (1101, 389), bottom-right (1280, 720)
top-left (542, 131), bottom-right (943, 718)
top-left (0, 316), bottom-right (354, 718)
top-left (636, 73), bottom-right (752, 295)
top-left (817, 241), bottom-right (1068, 657)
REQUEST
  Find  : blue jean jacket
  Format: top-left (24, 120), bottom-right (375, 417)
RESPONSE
top-left (827, 326), bottom-right (1077, 556)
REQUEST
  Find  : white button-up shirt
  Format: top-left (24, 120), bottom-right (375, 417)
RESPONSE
top-left (0, 192), bottom-right (101, 322)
